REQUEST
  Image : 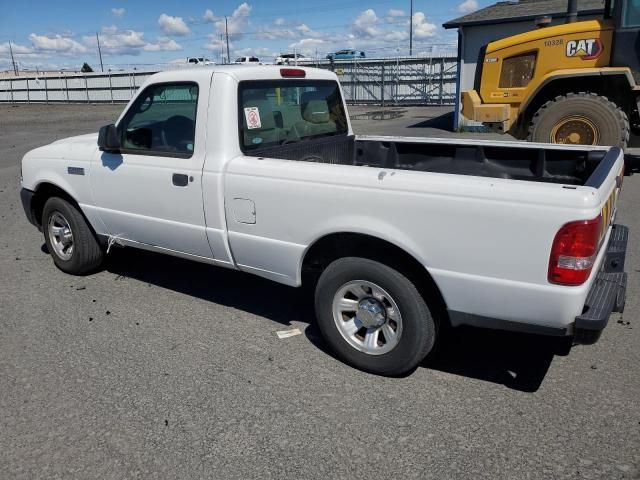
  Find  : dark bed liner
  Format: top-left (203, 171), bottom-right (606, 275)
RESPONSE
top-left (245, 135), bottom-right (619, 187)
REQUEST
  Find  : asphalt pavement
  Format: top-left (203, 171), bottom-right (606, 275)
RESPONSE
top-left (0, 104), bottom-right (638, 479)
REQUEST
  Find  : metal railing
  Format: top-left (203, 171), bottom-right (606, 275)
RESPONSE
top-left (0, 55), bottom-right (457, 106)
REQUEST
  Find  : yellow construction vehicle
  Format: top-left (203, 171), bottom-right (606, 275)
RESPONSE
top-left (462, 0), bottom-right (640, 149)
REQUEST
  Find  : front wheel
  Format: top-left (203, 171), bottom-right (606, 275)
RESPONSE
top-left (314, 257), bottom-right (436, 376)
top-left (42, 197), bottom-right (104, 275)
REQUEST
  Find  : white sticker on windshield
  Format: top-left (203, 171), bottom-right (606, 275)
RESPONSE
top-left (244, 106), bottom-right (262, 129)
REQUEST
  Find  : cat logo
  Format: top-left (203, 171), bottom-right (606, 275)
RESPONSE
top-left (565, 38), bottom-right (603, 60)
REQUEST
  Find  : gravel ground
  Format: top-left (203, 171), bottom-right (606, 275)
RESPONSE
top-left (0, 104), bottom-right (638, 480)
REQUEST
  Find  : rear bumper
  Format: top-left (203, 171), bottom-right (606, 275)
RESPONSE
top-left (447, 224), bottom-right (628, 342)
top-left (20, 188), bottom-right (39, 228)
top-left (573, 224), bottom-right (628, 345)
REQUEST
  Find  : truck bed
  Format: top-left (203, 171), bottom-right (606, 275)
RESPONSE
top-left (246, 135), bottom-right (620, 187)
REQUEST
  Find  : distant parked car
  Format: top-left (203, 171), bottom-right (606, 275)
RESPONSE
top-left (186, 57), bottom-right (213, 65)
top-left (275, 53), bottom-right (307, 65)
top-left (234, 56), bottom-right (261, 65)
top-left (326, 50), bottom-right (366, 60)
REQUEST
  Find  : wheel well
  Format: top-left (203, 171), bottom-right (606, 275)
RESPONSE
top-left (514, 74), bottom-right (635, 138)
top-left (31, 183), bottom-right (80, 229)
top-left (302, 232), bottom-right (448, 323)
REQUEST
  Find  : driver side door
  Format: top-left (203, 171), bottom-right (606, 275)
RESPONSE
top-left (90, 81), bottom-right (214, 259)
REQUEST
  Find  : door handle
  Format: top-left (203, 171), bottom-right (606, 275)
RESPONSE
top-left (172, 173), bottom-right (189, 187)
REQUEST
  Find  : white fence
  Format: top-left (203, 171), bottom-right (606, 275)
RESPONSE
top-left (0, 55), bottom-right (458, 106)
top-left (0, 71), bottom-right (155, 103)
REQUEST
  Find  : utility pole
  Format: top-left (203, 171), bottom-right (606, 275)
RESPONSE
top-left (225, 16), bottom-right (231, 64)
top-left (409, 0), bottom-right (413, 56)
top-left (9, 41), bottom-right (18, 76)
top-left (96, 32), bottom-right (104, 72)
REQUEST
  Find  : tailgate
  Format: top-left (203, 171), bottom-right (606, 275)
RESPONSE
top-left (572, 147), bottom-right (626, 344)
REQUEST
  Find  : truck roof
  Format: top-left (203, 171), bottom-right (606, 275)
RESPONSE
top-left (147, 65), bottom-right (338, 84)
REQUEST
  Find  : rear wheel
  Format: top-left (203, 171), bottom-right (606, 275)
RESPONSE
top-left (528, 92), bottom-right (629, 148)
top-left (314, 257), bottom-right (436, 376)
top-left (42, 197), bottom-right (104, 275)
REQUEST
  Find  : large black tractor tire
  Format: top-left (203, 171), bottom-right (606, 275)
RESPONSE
top-left (528, 92), bottom-right (629, 148)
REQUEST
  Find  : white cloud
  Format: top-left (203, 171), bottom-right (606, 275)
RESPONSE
top-left (255, 19), bottom-right (321, 41)
top-left (86, 29), bottom-right (145, 55)
top-left (158, 13), bottom-right (190, 36)
top-left (0, 41), bottom-right (34, 56)
top-left (204, 34), bottom-right (232, 53)
top-left (234, 47), bottom-right (277, 59)
top-left (350, 8), bottom-right (437, 43)
top-left (102, 25), bottom-right (119, 35)
top-left (288, 38), bottom-right (327, 56)
top-left (457, 0), bottom-right (479, 14)
top-left (353, 9), bottom-right (381, 37)
top-left (412, 12), bottom-right (437, 38)
top-left (385, 9), bottom-right (405, 24)
top-left (203, 9), bottom-right (217, 23)
top-left (84, 27), bottom-right (181, 56)
top-left (111, 7), bottom-right (125, 17)
top-left (144, 37), bottom-right (182, 51)
top-left (214, 2), bottom-right (251, 39)
top-left (29, 34), bottom-right (88, 54)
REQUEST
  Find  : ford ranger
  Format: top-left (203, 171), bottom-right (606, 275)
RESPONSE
top-left (20, 66), bottom-right (628, 375)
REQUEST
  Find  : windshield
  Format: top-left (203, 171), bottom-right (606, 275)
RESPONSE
top-left (238, 80), bottom-right (348, 151)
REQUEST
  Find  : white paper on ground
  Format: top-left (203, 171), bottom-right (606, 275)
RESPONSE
top-left (275, 328), bottom-right (303, 339)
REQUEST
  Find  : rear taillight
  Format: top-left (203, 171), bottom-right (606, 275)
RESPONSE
top-left (548, 216), bottom-right (602, 286)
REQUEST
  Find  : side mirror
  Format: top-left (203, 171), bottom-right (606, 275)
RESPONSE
top-left (98, 124), bottom-right (120, 152)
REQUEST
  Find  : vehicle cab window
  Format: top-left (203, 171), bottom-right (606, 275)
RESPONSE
top-left (118, 82), bottom-right (198, 158)
top-left (238, 80), bottom-right (348, 151)
top-left (622, 0), bottom-right (640, 27)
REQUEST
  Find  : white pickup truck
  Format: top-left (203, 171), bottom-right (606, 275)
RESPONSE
top-left (20, 66), bottom-right (628, 375)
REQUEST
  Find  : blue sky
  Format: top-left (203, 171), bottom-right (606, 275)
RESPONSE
top-left (0, 0), bottom-right (489, 71)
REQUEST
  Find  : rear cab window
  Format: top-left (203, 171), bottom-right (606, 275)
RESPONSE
top-left (238, 80), bottom-right (348, 151)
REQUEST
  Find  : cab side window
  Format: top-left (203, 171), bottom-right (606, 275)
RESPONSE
top-left (119, 83), bottom-right (198, 158)
top-left (623, 0), bottom-right (640, 27)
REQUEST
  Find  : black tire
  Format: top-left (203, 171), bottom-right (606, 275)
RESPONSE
top-left (528, 92), bottom-right (629, 148)
top-left (314, 257), bottom-right (436, 376)
top-left (42, 197), bottom-right (104, 275)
